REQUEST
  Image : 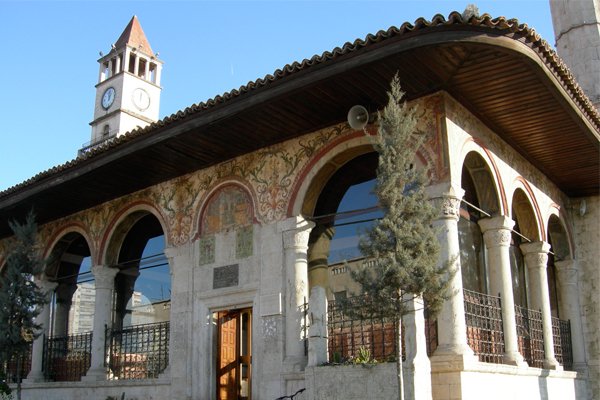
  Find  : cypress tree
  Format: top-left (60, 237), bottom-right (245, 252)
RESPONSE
top-left (0, 212), bottom-right (48, 400)
top-left (351, 76), bottom-right (453, 400)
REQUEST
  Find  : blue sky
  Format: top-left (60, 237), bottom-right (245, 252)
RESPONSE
top-left (0, 1), bottom-right (556, 191)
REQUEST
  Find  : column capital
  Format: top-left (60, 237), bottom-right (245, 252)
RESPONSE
top-left (520, 241), bottom-right (551, 270)
top-left (35, 279), bottom-right (58, 294)
top-left (279, 216), bottom-right (315, 250)
top-left (478, 216), bottom-right (514, 248)
top-left (555, 259), bottom-right (578, 286)
top-left (91, 265), bottom-right (119, 289)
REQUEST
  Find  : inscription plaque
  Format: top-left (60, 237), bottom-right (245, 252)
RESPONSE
top-left (213, 264), bottom-right (239, 289)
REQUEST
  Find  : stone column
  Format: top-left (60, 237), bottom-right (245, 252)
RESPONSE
top-left (133, 54), bottom-right (140, 76)
top-left (521, 241), bottom-right (561, 370)
top-left (555, 259), bottom-right (588, 371)
top-left (429, 185), bottom-right (475, 361)
top-left (53, 283), bottom-right (77, 336)
top-left (115, 54), bottom-right (121, 74)
top-left (307, 225), bottom-right (335, 294)
top-left (403, 294), bottom-right (432, 400)
top-left (83, 265), bottom-right (119, 381)
top-left (281, 216), bottom-right (314, 370)
top-left (307, 286), bottom-right (328, 367)
top-left (479, 216), bottom-right (526, 366)
top-left (25, 280), bottom-right (57, 383)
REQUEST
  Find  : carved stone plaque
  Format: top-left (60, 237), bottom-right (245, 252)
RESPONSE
top-left (213, 264), bottom-right (239, 289)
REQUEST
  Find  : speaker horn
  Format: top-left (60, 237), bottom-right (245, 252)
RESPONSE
top-left (347, 105), bottom-right (369, 130)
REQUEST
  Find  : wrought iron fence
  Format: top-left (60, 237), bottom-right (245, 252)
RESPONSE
top-left (43, 332), bottom-right (92, 381)
top-left (553, 317), bottom-right (573, 371)
top-left (106, 321), bottom-right (169, 380)
top-left (327, 295), bottom-right (437, 363)
top-left (463, 289), bottom-right (504, 364)
top-left (1, 342), bottom-right (32, 383)
top-left (515, 306), bottom-right (545, 368)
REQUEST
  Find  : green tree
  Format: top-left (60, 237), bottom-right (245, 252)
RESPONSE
top-left (0, 212), bottom-right (48, 400)
top-left (351, 76), bottom-right (453, 400)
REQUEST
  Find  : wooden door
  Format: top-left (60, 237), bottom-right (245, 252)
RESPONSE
top-left (217, 309), bottom-right (252, 400)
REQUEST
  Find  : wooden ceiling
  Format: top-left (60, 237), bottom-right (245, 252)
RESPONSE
top-left (0, 17), bottom-right (598, 238)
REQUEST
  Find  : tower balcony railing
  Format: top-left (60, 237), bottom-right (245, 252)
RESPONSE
top-left (43, 332), bottom-right (92, 381)
top-left (78, 133), bottom-right (118, 156)
top-left (106, 321), bottom-right (170, 380)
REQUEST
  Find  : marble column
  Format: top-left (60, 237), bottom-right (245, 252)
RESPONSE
top-left (521, 241), bottom-right (560, 369)
top-left (83, 265), bottom-right (119, 381)
top-left (307, 225), bottom-right (335, 295)
top-left (555, 259), bottom-right (588, 371)
top-left (281, 216), bottom-right (314, 370)
top-left (25, 280), bottom-right (57, 382)
top-left (53, 283), bottom-right (77, 337)
top-left (307, 286), bottom-right (328, 367)
top-left (479, 216), bottom-right (526, 366)
top-left (429, 184), bottom-right (475, 361)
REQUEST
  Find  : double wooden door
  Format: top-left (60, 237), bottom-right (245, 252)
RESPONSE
top-left (217, 308), bottom-right (252, 400)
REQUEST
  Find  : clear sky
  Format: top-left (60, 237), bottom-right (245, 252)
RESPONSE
top-left (0, 0), bottom-right (556, 192)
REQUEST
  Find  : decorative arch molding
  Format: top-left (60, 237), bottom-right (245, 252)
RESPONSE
top-left (510, 177), bottom-right (545, 242)
top-left (42, 223), bottom-right (95, 262)
top-left (195, 180), bottom-right (256, 238)
top-left (289, 128), bottom-right (437, 217)
top-left (99, 201), bottom-right (169, 266)
top-left (457, 141), bottom-right (509, 215)
top-left (289, 131), bottom-right (375, 217)
top-left (458, 138), bottom-right (508, 215)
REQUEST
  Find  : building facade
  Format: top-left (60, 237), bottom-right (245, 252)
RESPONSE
top-left (0, 7), bottom-right (598, 400)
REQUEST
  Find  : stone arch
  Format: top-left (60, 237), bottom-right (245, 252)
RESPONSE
top-left (43, 223), bottom-right (95, 266)
top-left (102, 203), bottom-right (170, 330)
top-left (547, 213), bottom-right (572, 262)
top-left (510, 187), bottom-right (541, 243)
top-left (197, 181), bottom-right (255, 237)
top-left (458, 150), bottom-right (503, 217)
top-left (44, 229), bottom-right (94, 337)
top-left (100, 201), bottom-right (168, 266)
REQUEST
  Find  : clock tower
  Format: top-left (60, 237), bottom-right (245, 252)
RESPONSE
top-left (86, 16), bottom-right (163, 153)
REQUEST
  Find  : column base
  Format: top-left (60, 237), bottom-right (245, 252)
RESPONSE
top-left (430, 350), bottom-right (479, 372)
top-left (81, 367), bottom-right (107, 382)
top-left (543, 358), bottom-right (563, 371)
top-left (23, 372), bottom-right (45, 384)
top-left (503, 351), bottom-right (528, 367)
top-left (283, 355), bottom-right (307, 372)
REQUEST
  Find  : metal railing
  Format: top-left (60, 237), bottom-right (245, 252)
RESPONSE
top-left (78, 133), bottom-right (117, 156)
top-left (464, 289), bottom-right (505, 364)
top-left (326, 296), bottom-right (437, 363)
top-left (43, 332), bottom-right (92, 381)
top-left (1, 342), bottom-right (32, 383)
top-left (553, 317), bottom-right (573, 371)
top-left (106, 321), bottom-right (169, 380)
top-left (515, 306), bottom-right (545, 368)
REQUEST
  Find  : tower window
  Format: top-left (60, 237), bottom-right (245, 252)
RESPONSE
top-left (128, 54), bottom-right (136, 74)
top-left (149, 63), bottom-right (157, 83)
top-left (138, 58), bottom-right (147, 79)
top-left (103, 125), bottom-right (110, 137)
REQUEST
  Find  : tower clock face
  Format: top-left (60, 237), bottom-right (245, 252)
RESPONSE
top-left (101, 87), bottom-right (116, 109)
top-left (132, 88), bottom-right (151, 111)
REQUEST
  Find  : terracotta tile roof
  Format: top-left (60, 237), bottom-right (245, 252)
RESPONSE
top-left (1, 11), bottom-right (598, 199)
top-left (114, 15), bottom-right (154, 55)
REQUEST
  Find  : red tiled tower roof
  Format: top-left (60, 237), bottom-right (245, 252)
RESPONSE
top-left (114, 15), bottom-right (154, 55)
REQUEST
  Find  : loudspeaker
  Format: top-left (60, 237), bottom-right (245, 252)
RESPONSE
top-left (347, 105), bottom-right (369, 130)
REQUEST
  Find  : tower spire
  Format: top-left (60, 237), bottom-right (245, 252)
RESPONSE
top-left (114, 15), bottom-right (154, 56)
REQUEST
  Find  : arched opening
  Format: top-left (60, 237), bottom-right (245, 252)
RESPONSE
top-left (458, 152), bottom-right (501, 294)
top-left (307, 152), bottom-right (380, 299)
top-left (547, 215), bottom-right (570, 318)
top-left (510, 189), bottom-right (539, 308)
top-left (112, 213), bottom-right (169, 330)
top-left (105, 211), bottom-right (170, 380)
top-left (44, 231), bottom-right (93, 381)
